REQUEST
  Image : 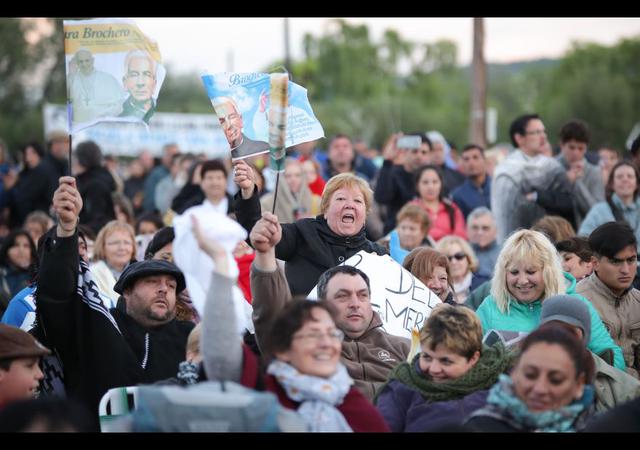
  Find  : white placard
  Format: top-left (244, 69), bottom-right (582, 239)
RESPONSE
top-left (308, 251), bottom-right (442, 339)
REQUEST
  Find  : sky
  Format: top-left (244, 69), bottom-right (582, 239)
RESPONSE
top-left (133, 17), bottom-right (640, 75)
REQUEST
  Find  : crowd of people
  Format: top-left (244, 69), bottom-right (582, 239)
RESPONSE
top-left (0, 113), bottom-right (640, 433)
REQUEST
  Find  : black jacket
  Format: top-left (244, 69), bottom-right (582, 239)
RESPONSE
top-left (35, 228), bottom-right (193, 420)
top-left (40, 153), bottom-right (69, 200)
top-left (440, 164), bottom-right (466, 197)
top-left (374, 160), bottom-right (416, 234)
top-left (4, 164), bottom-right (53, 227)
top-left (235, 187), bottom-right (387, 296)
top-left (76, 166), bottom-right (117, 234)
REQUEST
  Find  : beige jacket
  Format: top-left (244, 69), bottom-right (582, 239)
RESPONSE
top-left (250, 265), bottom-right (410, 401)
top-left (577, 274), bottom-right (640, 377)
top-left (593, 353), bottom-right (640, 412)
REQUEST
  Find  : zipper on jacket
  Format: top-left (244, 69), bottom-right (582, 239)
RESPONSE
top-left (141, 333), bottom-right (150, 369)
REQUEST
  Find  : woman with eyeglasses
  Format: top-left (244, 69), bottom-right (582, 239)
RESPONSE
top-left (411, 165), bottom-right (467, 242)
top-left (436, 236), bottom-right (489, 304)
top-left (375, 304), bottom-right (513, 432)
top-left (475, 229), bottom-right (625, 370)
top-left (89, 220), bottom-right (137, 308)
top-left (193, 217), bottom-right (390, 432)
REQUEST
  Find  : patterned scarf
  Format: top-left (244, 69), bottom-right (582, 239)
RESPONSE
top-left (267, 360), bottom-right (353, 432)
top-left (176, 361), bottom-right (200, 385)
top-left (468, 374), bottom-right (595, 432)
top-left (377, 343), bottom-right (513, 403)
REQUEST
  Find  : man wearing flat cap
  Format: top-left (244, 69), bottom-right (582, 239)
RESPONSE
top-left (34, 176), bottom-right (193, 423)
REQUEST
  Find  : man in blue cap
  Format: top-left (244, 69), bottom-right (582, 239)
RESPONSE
top-left (34, 176), bottom-right (193, 426)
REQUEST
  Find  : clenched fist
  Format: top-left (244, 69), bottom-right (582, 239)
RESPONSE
top-left (53, 176), bottom-right (83, 237)
top-left (250, 212), bottom-right (282, 253)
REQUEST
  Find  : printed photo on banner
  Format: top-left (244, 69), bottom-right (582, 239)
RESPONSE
top-left (63, 18), bottom-right (166, 133)
top-left (201, 72), bottom-right (325, 161)
top-left (308, 251), bottom-right (442, 340)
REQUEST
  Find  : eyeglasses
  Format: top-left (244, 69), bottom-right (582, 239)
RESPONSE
top-left (470, 225), bottom-right (491, 232)
top-left (447, 252), bottom-right (467, 262)
top-left (525, 129), bottom-right (546, 136)
top-left (106, 240), bottom-right (133, 247)
top-left (293, 329), bottom-right (345, 343)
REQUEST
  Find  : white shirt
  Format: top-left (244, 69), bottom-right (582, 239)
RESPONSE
top-left (203, 197), bottom-right (228, 215)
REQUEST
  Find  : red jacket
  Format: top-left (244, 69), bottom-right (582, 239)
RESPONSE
top-left (411, 199), bottom-right (467, 242)
top-left (307, 176), bottom-right (326, 197)
top-left (235, 253), bottom-right (255, 303)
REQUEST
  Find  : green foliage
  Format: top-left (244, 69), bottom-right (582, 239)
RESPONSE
top-left (155, 66), bottom-right (213, 114)
top-left (534, 39), bottom-right (640, 150)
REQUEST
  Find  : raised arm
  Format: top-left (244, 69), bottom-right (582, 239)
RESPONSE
top-left (39, 176), bottom-right (83, 300)
top-left (193, 215), bottom-right (244, 383)
top-left (35, 177), bottom-right (84, 372)
top-left (249, 212), bottom-right (293, 350)
top-left (232, 160), bottom-right (263, 235)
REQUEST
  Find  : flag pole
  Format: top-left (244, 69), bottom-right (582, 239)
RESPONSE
top-left (268, 71), bottom-right (289, 215)
top-left (67, 101), bottom-right (73, 176)
top-left (271, 172), bottom-right (280, 214)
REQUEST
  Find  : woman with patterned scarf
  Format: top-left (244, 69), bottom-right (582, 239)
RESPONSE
top-left (193, 216), bottom-right (389, 432)
top-left (375, 304), bottom-right (514, 432)
top-left (465, 325), bottom-right (596, 432)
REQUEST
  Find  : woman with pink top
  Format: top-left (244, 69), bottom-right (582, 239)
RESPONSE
top-left (411, 165), bottom-right (466, 242)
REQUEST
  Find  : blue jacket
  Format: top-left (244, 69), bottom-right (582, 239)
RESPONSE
top-left (143, 165), bottom-right (170, 212)
top-left (472, 241), bottom-right (501, 278)
top-left (578, 194), bottom-right (640, 254)
top-left (376, 379), bottom-right (489, 432)
top-left (451, 176), bottom-right (492, 219)
top-left (476, 272), bottom-right (626, 370)
top-left (0, 285), bottom-right (36, 329)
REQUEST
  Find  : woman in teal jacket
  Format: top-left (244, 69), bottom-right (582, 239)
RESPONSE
top-left (476, 229), bottom-right (625, 370)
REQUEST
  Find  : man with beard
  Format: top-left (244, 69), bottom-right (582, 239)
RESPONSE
top-left (34, 176), bottom-right (193, 425)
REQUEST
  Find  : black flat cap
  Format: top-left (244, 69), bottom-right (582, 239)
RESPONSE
top-left (114, 260), bottom-right (186, 294)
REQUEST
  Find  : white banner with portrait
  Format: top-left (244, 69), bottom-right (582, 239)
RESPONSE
top-left (308, 251), bottom-right (442, 340)
top-left (64, 18), bottom-right (166, 133)
top-left (44, 103), bottom-right (228, 158)
top-left (201, 72), bottom-right (324, 161)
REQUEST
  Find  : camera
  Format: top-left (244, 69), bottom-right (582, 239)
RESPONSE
top-left (396, 135), bottom-right (422, 150)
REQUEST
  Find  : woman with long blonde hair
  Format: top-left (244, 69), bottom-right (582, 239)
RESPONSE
top-left (474, 229), bottom-right (624, 370)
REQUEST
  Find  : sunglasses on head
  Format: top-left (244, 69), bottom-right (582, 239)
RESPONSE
top-left (447, 252), bottom-right (467, 261)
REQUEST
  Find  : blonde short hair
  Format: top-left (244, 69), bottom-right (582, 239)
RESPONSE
top-left (491, 229), bottom-right (565, 314)
top-left (435, 236), bottom-right (479, 273)
top-left (93, 220), bottom-right (137, 263)
top-left (320, 173), bottom-right (373, 215)
top-left (420, 303), bottom-right (483, 359)
top-left (186, 323), bottom-right (202, 360)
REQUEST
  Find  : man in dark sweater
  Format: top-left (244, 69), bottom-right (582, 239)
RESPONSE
top-left (374, 133), bottom-right (432, 234)
top-left (35, 176), bottom-right (193, 426)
